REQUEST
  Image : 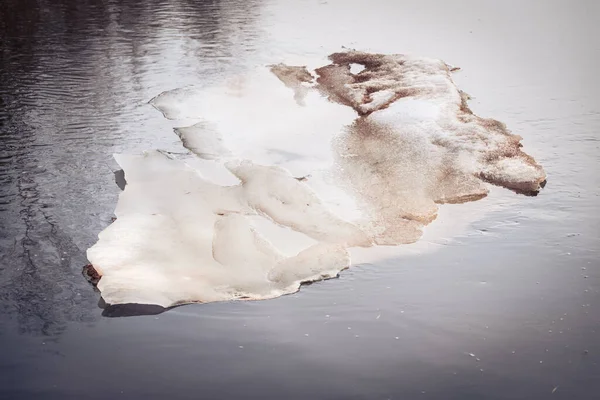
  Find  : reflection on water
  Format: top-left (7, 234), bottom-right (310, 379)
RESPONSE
top-left (0, 0), bottom-right (599, 399)
top-left (0, 0), bottom-right (262, 335)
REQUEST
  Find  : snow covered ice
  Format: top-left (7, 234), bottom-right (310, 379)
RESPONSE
top-left (87, 51), bottom-right (546, 309)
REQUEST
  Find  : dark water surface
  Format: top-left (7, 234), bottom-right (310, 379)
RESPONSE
top-left (1, 0), bottom-right (599, 399)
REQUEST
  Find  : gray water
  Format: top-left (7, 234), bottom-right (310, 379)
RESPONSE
top-left (1, 0), bottom-right (599, 399)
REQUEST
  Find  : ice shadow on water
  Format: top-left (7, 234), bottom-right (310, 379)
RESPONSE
top-left (83, 265), bottom-right (170, 317)
top-left (114, 169), bottom-right (127, 191)
top-left (99, 298), bottom-right (168, 318)
top-left (86, 264), bottom-right (340, 317)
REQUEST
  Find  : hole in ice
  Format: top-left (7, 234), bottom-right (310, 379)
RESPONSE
top-left (349, 63), bottom-right (365, 74)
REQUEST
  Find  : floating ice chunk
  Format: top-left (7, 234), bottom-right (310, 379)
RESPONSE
top-left (88, 50), bottom-right (546, 310)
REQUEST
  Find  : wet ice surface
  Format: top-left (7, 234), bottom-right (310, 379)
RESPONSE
top-left (93, 50), bottom-right (547, 308)
top-left (1, 0), bottom-right (599, 399)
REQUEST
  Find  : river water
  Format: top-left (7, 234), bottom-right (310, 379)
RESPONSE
top-left (1, 0), bottom-right (598, 399)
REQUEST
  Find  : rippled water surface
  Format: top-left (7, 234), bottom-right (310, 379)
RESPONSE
top-left (1, 1), bottom-right (599, 399)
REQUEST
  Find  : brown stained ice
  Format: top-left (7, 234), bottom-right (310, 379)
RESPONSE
top-left (269, 64), bottom-right (316, 106)
top-left (272, 51), bottom-right (546, 244)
